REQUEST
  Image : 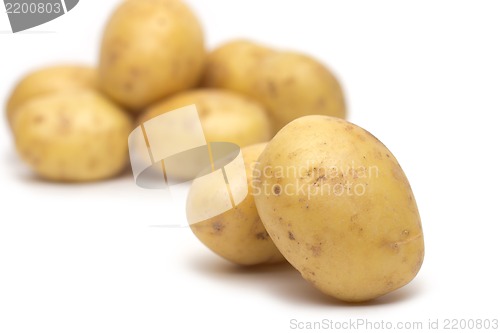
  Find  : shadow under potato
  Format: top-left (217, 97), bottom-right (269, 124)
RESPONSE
top-left (187, 252), bottom-right (424, 307)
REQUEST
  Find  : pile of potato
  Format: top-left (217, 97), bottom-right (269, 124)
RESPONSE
top-left (5, 0), bottom-right (424, 303)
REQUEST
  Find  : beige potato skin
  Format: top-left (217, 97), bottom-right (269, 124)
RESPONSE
top-left (12, 90), bottom-right (133, 182)
top-left (253, 52), bottom-right (346, 132)
top-left (99, 0), bottom-right (205, 111)
top-left (139, 89), bottom-right (272, 147)
top-left (202, 40), bottom-right (346, 133)
top-left (6, 65), bottom-right (97, 127)
top-left (253, 115), bottom-right (424, 302)
top-left (187, 143), bottom-right (286, 266)
top-left (202, 40), bottom-right (274, 93)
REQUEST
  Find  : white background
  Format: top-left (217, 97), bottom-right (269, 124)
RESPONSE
top-left (1, 1), bottom-right (500, 332)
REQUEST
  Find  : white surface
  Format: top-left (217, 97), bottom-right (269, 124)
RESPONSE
top-left (1, 1), bottom-right (500, 332)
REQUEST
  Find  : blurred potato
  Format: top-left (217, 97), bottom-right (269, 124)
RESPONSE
top-left (203, 40), bottom-right (346, 133)
top-left (98, 0), bottom-right (206, 111)
top-left (6, 65), bottom-right (97, 128)
top-left (12, 90), bottom-right (133, 182)
top-left (139, 89), bottom-right (272, 148)
top-left (202, 40), bottom-right (274, 93)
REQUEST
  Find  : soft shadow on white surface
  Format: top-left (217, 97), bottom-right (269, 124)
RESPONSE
top-left (187, 252), bottom-right (425, 307)
top-left (4, 149), bottom-right (134, 187)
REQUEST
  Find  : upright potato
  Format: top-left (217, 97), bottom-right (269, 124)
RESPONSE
top-left (187, 143), bottom-right (286, 266)
top-left (99, 0), bottom-right (205, 111)
top-left (253, 115), bottom-right (424, 302)
top-left (139, 89), bottom-right (272, 148)
top-left (6, 65), bottom-right (97, 127)
top-left (12, 90), bottom-right (133, 182)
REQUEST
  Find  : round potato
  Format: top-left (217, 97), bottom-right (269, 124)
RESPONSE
top-left (253, 115), bottom-right (424, 302)
top-left (202, 40), bottom-right (274, 93)
top-left (6, 65), bottom-right (97, 127)
top-left (12, 90), bottom-right (133, 182)
top-left (99, 0), bottom-right (205, 111)
top-left (187, 143), bottom-right (286, 266)
top-left (139, 89), bottom-right (272, 148)
top-left (202, 40), bottom-right (346, 133)
top-left (254, 52), bottom-right (346, 132)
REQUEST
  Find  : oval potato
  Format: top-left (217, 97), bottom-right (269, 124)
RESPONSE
top-left (99, 0), bottom-right (205, 111)
top-left (139, 89), bottom-right (272, 148)
top-left (12, 90), bottom-right (133, 182)
top-left (6, 65), bottom-right (97, 127)
top-left (202, 40), bottom-right (346, 133)
top-left (253, 115), bottom-right (424, 302)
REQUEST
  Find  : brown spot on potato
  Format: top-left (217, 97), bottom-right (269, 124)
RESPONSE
top-left (123, 82), bottom-right (134, 92)
top-left (315, 97), bottom-right (326, 109)
top-left (267, 80), bottom-right (277, 97)
top-left (33, 115), bottom-right (45, 124)
top-left (283, 77), bottom-right (295, 85)
top-left (129, 67), bottom-right (143, 78)
top-left (356, 134), bottom-right (366, 142)
top-left (309, 244), bottom-right (322, 257)
top-left (402, 230), bottom-right (410, 237)
top-left (256, 232), bottom-right (269, 240)
top-left (212, 221), bottom-right (224, 234)
top-left (288, 231), bottom-right (295, 240)
top-left (390, 243), bottom-right (400, 253)
top-left (87, 159), bottom-right (99, 170)
top-left (58, 115), bottom-right (72, 134)
top-left (345, 125), bottom-right (354, 131)
top-left (273, 184), bottom-right (281, 196)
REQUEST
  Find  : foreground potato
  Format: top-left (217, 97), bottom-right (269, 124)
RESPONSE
top-left (203, 40), bottom-right (346, 133)
top-left (12, 91), bottom-right (133, 182)
top-left (139, 89), bottom-right (272, 147)
top-left (6, 65), bottom-right (97, 126)
top-left (253, 115), bottom-right (424, 302)
top-left (187, 143), bottom-right (285, 265)
top-left (99, 0), bottom-right (205, 111)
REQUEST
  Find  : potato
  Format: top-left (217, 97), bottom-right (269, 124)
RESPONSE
top-left (253, 52), bottom-right (346, 132)
top-left (253, 115), bottom-right (424, 302)
top-left (6, 65), bottom-right (97, 127)
top-left (12, 90), bottom-right (133, 182)
top-left (202, 40), bottom-right (346, 133)
top-left (187, 143), bottom-right (286, 266)
top-left (139, 89), bottom-right (272, 148)
top-left (99, 0), bottom-right (205, 111)
top-left (202, 40), bottom-right (274, 93)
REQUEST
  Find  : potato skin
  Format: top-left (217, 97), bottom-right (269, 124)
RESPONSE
top-left (12, 90), bottom-right (133, 182)
top-left (6, 65), bottom-right (97, 127)
top-left (99, 0), bottom-right (205, 111)
top-left (254, 52), bottom-right (346, 132)
top-left (253, 115), bottom-right (424, 302)
top-left (139, 89), bottom-right (272, 147)
top-left (202, 40), bottom-right (274, 93)
top-left (203, 40), bottom-right (346, 133)
top-left (187, 143), bottom-right (286, 266)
